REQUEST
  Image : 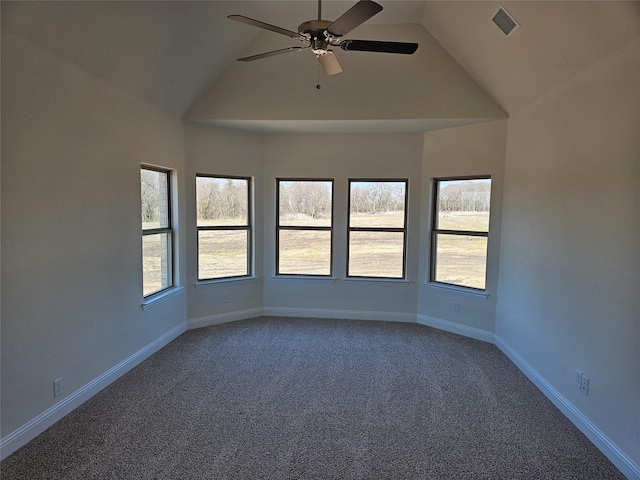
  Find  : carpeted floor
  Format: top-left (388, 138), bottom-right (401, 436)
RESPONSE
top-left (1, 317), bottom-right (625, 479)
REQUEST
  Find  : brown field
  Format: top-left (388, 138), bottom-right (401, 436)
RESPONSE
top-left (434, 212), bottom-right (489, 289)
top-left (434, 234), bottom-right (487, 289)
top-left (198, 230), bottom-right (249, 279)
top-left (142, 234), bottom-right (169, 296)
top-left (143, 212), bottom-right (490, 292)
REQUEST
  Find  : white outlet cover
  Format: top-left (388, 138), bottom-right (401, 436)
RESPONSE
top-left (54, 378), bottom-right (63, 398)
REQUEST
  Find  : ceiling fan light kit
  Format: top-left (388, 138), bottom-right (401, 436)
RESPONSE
top-left (228, 0), bottom-right (419, 76)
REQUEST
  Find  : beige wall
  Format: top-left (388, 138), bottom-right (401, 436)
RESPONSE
top-left (495, 39), bottom-right (640, 470)
top-left (184, 124), bottom-right (265, 323)
top-left (261, 132), bottom-right (423, 318)
top-left (418, 120), bottom-right (507, 339)
top-left (1, 32), bottom-right (187, 441)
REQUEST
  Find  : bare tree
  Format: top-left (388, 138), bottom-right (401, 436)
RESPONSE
top-left (141, 169), bottom-right (160, 223)
top-left (350, 182), bottom-right (405, 215)
top-left (197, 177), bottom-right (248, 221)
top-left (440, 181), bottom-right (491, 212)
top-left (280, 181), bottom-right (331, 219)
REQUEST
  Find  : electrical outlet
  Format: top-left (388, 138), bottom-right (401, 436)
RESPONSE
top-left (575, 370), bottom-right (589, 395)
top-left (54, 378), bottom-right (63, 398)
top-left (580, 374), bottom-right (590, 395)
top-left (452, 301), bottom-right (459, 312)
top-left (222, 292), bottom-right (229, 303)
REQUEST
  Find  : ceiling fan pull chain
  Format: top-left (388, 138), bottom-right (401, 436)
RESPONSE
top-left (316, 60), bottom-right (321, 89)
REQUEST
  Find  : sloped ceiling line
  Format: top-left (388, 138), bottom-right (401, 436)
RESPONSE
top-left (3, 1), bottom-right (638, 128)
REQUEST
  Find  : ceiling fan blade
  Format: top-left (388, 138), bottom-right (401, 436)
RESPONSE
top-left (228, 15), bottom-right (307, 41)
top-left (238, 46), bottom-right (306, 62)
top-left (339, 39), bottom-right (418, 54)
top-left (326, 0), bottom-right (383, 38)
top-left (318, 51), bottom-right (343, 75)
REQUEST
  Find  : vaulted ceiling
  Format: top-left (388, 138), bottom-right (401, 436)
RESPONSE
top-left (2, 1), bottom-right (639, 131)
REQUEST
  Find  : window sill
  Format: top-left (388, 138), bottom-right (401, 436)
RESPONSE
top-left (196, 277), bottom-right (258, 289)
top-left (141, 286), bottom-right (184, 310)
top-left (343, 278), bottom-right (410, 287)
top-left (272, 276), bottom-right (337, 284)
top-left (422, 282), bottom-right (489, 299)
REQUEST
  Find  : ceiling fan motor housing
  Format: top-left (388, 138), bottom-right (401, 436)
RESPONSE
top-left (298, 20), bottom-right (334, 54)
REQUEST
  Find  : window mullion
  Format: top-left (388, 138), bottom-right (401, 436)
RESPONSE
top-left (197, 225), bottom-right (247, 232)
top-left (142, 227), bottom-right (172, 236)
top-left (280, 225), bottom-right (332, 232)
top-left (349, 227), bottom-right (405, 233)
top-left (433, 229), bottom-right (488, 237)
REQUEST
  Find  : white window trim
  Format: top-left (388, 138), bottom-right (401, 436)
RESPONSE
top-left (141, 286), bottom-right (184, 310)
top-left (195, 277), bottom-right (259, 289)
top-left (423, 281), bottom-right (489, 299)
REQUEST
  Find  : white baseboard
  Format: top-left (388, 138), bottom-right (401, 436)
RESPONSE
top-left (263, 307), bottom-right (416, 323)
top-left (417, 314), bottom-right (494, 343)
top-left (187, 307), bottom-right (264, 329)
top-left (0, 322), bottom-right (187, 461)
top-left (494, 335), bottom-right (640, 480)
top-left (7, 311), bottom-right (634, 479)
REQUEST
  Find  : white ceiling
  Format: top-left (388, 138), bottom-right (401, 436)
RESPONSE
top-left (2, 1), bottom-right (639, 122)
top-left (422, 1), bottom-right (640, 113)
top-left (1, 1), bottom-right (426, 117)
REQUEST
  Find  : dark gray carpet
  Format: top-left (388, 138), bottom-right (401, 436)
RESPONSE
top-left (1, 317), bottom-right (624, 479)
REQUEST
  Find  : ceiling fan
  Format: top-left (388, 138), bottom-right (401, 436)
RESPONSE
top-left (228, 0), bottom-right (418, 76)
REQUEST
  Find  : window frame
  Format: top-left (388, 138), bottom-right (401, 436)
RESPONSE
top-left (141, 165), bottom-right (174, 298)
top-left (429, 175), bottom-right (491, 291)
top-left (347, 178), bottom-right (409, 280)
top-left (196, 174), bottom-right (253, 282)
top-left (276, 178), bottom-right (334, 277)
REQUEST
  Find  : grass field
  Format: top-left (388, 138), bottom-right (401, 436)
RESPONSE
top-left (143, 212), bottom-right (489, 293)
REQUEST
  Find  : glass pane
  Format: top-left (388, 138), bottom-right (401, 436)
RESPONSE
top-left (436, 179), bottom-right (491, 232)
top-left (278, 230), bottom-right (331, 275)
top-left (141, 168), bottom-right (169, 229)
top-left (198, 230), bottom-right (248, 279)
top-left (279, 181), bottom-right (332, 227)
top-left (434, 233), bottom-right (488, 289)
top-left (196, 177), bottom-right (249, 227)
top-left (348, 231), bottom-right (404, 278)
top-left (142, 233), bottom-right (171, 296)
top-left (350, 181), bottom-right (406, 228)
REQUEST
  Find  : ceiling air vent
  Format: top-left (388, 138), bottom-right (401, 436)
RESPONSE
top-left (492, 6), bottom-right (520, 37)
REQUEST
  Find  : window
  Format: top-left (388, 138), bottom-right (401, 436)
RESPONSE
top-left (141, 166), bottom-right (173, 297)
top-left (196, 175), bottom-right (252, 280)
top-left (347, 180), bottom-right (408, 279)
top-left (277, 179), bottom-right (333, 276)
top-left (430, 177), bottom-right (491, 290)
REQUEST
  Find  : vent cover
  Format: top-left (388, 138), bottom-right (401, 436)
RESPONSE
top-left (492, 6), bottom-right (520, 37)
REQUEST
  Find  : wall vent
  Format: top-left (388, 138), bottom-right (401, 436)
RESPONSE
top-left (492, 6), bottom-right (520, 37)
